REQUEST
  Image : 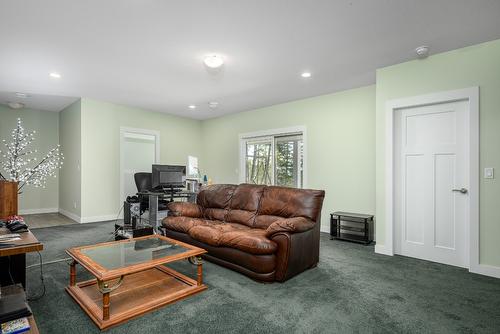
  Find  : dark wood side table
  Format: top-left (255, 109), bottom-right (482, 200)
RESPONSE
top-left (0, 229), bottom-right (43, 288)
top-left (330, 212), bottom-right (374, 245)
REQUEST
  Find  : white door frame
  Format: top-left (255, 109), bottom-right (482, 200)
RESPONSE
top-left (238, 125), bottom-right (307, 188)
top-left (119, 127), bottom-right (160, 209)
top-left (382, 87), bottom-right (479, 273)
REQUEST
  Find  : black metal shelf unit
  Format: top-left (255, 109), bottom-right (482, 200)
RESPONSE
top-left (330, 211), bottom-right (374, 245)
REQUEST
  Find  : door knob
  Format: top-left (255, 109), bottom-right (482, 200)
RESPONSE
top-left (452, 188), bottom-right (468, 194)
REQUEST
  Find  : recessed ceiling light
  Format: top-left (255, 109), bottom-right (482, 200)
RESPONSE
top-left (49, 72), bottom-right (61, 78)
top-left (203, 54), bottom-right (224, 69)
top-left (188, 105), bottom-right (196, 109)
top-left (15, 92), bottom-right (30, 98)
top-left (301, 72), bottom-right (312, 78)
top-left (208, 101), bottom-right (219, 109)
top-left (7, 102), bottom-right (25, 109)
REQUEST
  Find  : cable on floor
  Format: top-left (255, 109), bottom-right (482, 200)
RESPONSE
top-left (23, 204), bottom-right (128, 301)
top-left (27, 251), bottom-right (46, 301)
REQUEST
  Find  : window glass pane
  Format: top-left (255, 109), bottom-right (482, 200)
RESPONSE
top-left (243, 132), bottom-right (303, 188)
top-left (274, 134), bottom-right (303, 188)
top-left (245, 140), bottom-right (273, 185)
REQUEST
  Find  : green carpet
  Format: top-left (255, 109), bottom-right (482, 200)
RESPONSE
top-left (25, 221), bottom-right (500, 333)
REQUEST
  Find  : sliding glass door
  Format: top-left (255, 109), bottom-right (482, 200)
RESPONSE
top-left (244, 132), bottom-right (303, 188)
top-left (274, 134), bottom-right (303, 188)
top-left (245, 138), bottom-right (273, 185)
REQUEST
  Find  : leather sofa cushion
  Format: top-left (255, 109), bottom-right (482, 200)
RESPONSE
top-left (226, 209), bottom-right (255, 227)
top-left (265, 217), bottom-right (315, 237)
top-left (254, 214), bottom-right (282, 229)
top-left (187, 220), bottom-right (228, 246)
top-left (204, 208), bottom-right (227, 221)
top-left (188, 221), bottom-right (277, 255)
top-left (162, 217), bottom-right (208, 234)
top-left (219, 229), bottom-right (277, 255)
top-left (198, 184), bottom-right (236, 221)
top-left (229, 183), bottom-right (265, 211)
top-left (167, 202), bottom-right (202, 218)
top-left (166, 230), bottom-right (276, 275)
top-left (258, 186), bottom-right (325, 221)
top-left (226, 184), bottom-right (265, 227)
top-left (197, 184), bottom-right (236, 209)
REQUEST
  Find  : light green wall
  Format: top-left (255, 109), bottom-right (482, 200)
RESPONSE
top-left (59, 100), bottom-right (82, 217)
top-left (201, 86), bottom-right (376, 231)
top-left (0, 105), bottom-right (59, 212)
top-left (375, 39), bottom-right (500, 266)
top-left (80, 98), bottom-right (203, 219)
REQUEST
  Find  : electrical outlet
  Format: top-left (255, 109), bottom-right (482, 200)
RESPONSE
top-left (484, 167), bottom-right (494, 179)
top-left (73, 201), bottom-right (77, 209)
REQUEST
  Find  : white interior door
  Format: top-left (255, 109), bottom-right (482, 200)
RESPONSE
top-left (394, 100), bottom-right (469, 267)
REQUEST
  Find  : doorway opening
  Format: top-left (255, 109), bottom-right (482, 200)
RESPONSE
top-left (119, 128), bottom-right (160, 207)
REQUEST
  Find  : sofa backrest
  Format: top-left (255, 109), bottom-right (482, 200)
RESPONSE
top-left (254, 186), bottom-right (325, 229)
top-left (197, 184), bottom-right (236, 221)
top-left (196, 183), bottom-right (325, 229)
top-left (226, 184), bottom-right (266, 227)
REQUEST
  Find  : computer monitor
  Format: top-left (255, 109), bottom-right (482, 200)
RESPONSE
top-left (151, 165), bottom-right (186, 189)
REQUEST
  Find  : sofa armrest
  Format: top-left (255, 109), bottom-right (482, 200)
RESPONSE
top-left (265, 217), bottom-right (315, 238)
top-left (167, 202), bottom-right (203, 218)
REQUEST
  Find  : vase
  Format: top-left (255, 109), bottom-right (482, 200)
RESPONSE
top-left (0, 180), bottom-right (18, 219)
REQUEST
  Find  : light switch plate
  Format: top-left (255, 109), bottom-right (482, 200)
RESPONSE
top-left (484, 167), bottom-right (494, 179)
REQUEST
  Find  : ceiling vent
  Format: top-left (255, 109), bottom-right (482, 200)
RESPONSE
top-left (208, 101), bottom-right (219, 109)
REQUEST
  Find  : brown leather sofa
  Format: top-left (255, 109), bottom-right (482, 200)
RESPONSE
top-left (162, 184), bottom-right (325, 282)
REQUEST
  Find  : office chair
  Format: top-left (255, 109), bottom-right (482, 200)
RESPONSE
top-left (134, 172), bottom-right (168, 214)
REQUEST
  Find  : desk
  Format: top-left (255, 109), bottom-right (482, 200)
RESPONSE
top-left (27, 315), bottom-right (40, 334)
top-left (137, 190), bottom-right (196, 232)
top-left (0, 229), bottom-right (43, 288)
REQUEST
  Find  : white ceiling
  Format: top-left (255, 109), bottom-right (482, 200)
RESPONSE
top-left (0, 91), bottom-right (78, 112)
top-left (0, 0), bottom-right (499, 119)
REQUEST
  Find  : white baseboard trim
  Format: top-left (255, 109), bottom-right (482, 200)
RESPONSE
top-left (374, 243), bottom-right (500, 279)
top-left (470, 264), bottom-right (500, 279)
top-left (19, 208), bottom-right (58, 215)
top-left (80, 215), bottom-right (117, 224)
top-left (374, 244), bottom-right (394, 256)
top-left (59, 209), bottom-right (81, 223)
top-left (40, 209), bottom-right (118, 225)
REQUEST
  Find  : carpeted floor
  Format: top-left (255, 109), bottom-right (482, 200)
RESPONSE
top-left (24, 213), bottom-right (76, 229)
top-left (25, 221), bottom-right (500, 334)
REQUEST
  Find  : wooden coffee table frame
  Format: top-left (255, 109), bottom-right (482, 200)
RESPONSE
top-left (65, 235), bottom-right (207, 330)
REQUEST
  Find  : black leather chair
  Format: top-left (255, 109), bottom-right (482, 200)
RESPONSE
top-left (134, 172), bottom-right (168, 213)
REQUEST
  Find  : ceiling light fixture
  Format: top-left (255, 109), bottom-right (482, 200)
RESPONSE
top-left (7, 102), bottom-right (25, 109)
top-left (49, 72), bottom-right (61, 78)
top-left (203, 54), bottom-right (224, 68)
top-left (15, 92), bottom-right (30, 98)
top-left (188, 105), bottom-right (196, 109)
top-left (301, 72), bottom-right (312, 78)
top-left (415, 46), bottom-right (429, 59)
top-left (208, 101), bottom-right (219, 109)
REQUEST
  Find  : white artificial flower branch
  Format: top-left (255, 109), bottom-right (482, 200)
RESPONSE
top-left (0, 118), bottom-right (64, 192)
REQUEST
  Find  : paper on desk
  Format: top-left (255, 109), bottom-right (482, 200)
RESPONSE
top-left (0, 233), bottom-right (21, 239)
top-left (0, 237), bottom-right (21, 242)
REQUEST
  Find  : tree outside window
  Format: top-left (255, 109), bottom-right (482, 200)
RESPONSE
top-left (244, 133), bottom-right (303, 188)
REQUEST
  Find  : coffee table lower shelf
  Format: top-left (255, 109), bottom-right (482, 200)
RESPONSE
top-left (66, 265), bottom-right (206, 330)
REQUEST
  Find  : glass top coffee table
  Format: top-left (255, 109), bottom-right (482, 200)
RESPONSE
top-left (65, 235), bottom-right (207, 330)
